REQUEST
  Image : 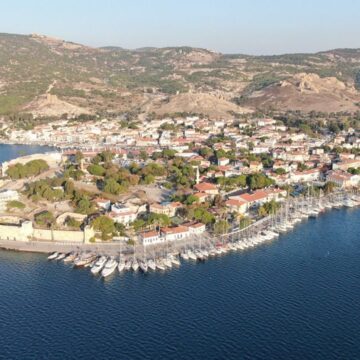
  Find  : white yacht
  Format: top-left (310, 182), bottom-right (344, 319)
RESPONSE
top-left (169, 255), bottom-right (181, 266)
top-left (101, 257), bottom-right (118, 277)
top-left (201, 249), bottom-right (209, 258)
top-left (91, 256), bottom-right (107, 275)
top-left (47, 252), bottom-right (58, 260)
top-left (187, 250), bottom-right (197, 261)
top-left (163, 256), bottom-right (173, 268)
top-left (180, 251), bottom-right (189, 260)
top-left (56, 253), bottom-right (66, 261)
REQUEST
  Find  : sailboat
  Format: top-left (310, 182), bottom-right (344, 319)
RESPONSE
top-left (117, 257), bottom-right (126, 272)
top-left (139, 260), bottom-right (148, 273)
top-left (64, 252), bottom-right (77, 263)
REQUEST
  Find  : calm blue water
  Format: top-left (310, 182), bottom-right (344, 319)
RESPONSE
top-left (0, 143), bottom-right (56, 163)
top-left (0, 208), bottom-right (359, 360)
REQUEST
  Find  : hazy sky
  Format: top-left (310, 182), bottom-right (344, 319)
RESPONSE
top-left (1, 0), bottom-right (359, 54)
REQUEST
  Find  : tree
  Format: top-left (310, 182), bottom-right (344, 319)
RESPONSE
top-left (99, 151), bottom-right (114, 163)
top-left (7, 159), bottom-right (49, 179)
top-left (239, 216), bottom-right (251, 229)
top-left (87, 164), bottom-right (106, 176)
top-left (275, 168), bottom-right (286, 175)
top-left (297, 163), bottom-right (309, 172)
top-left (35, 211), bottom-right (54, 228)
top-left (141, 174), bottom-right (155, 185)
top-left (324, 181), bottom-right (336, 194)
top-left (132, 219), bottom-right (146, 232)
top-left (348, 167), bottom-right (360, 175)
top-left (76, 197), bottom-right (94, 214)
top-left (188, 207), bottom-right (215, 224)
top-left (104, 178), bottom-right (122, 195)
top-left (115, 222), bottom-right (126, 236)
top-left (162, 149), bottom-right (177, 159)
top-left (258, 200), bottom-right (280, 217)
top-left (139, 150), bottom-right (148, 161)
top-left (74, 151), bottom-right (84, 164)
top-left (6, 200), bottom-right (25, 210)
top-left (258, 206), bottom-right (268, 217)
top-left (199, 147), bottom-right (213, 159)
top-left (185, 194), bottom-right (198, 205)
top-left (91, 215), bottom-right (115, 240)
top-left (247, 173), bottom-right (274, 190)
top-left (213, 220), bottom-right (230, 235)
top-left (147, 213), bottom-right (171, 227)
top-left (65, 216), bottom-right (82, 228)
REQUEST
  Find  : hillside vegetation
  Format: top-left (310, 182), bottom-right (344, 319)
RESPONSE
top-left (1, 33), bottom-right (360, 118)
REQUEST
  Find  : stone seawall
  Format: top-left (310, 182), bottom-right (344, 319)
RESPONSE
top-left (0, 220), bottom-right (94, 243)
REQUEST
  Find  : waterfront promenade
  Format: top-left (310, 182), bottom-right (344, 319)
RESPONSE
top-left (0, 189), bottom-right (358, 258)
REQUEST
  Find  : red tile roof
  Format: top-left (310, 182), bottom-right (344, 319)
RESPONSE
top-left (194, 182), bottom-right (217, 192)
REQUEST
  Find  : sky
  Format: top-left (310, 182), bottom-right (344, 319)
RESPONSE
top-left (1, 0), bottom-right (359, 55)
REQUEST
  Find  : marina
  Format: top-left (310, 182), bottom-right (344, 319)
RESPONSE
top-left (41, 190), bottom-right (360, 279)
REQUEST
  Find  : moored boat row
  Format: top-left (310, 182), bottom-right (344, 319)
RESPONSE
top-left (46, 191), bottom-right (360, 278)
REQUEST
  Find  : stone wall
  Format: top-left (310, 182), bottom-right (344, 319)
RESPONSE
top-left (0, 220), bottom-right (94, 243)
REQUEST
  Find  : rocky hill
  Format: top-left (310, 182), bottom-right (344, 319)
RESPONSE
top-left (1, 32), bottom-right (360, 119)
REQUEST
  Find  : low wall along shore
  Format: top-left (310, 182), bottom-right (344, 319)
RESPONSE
top-left (0, 220), bottom-right (94, 243)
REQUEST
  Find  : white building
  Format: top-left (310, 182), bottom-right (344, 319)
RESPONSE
top-left (109, 204), bottom-right (137, 225)
top-left (140, 231), bottom-right (163, 246)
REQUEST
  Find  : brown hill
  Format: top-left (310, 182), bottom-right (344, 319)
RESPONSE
top-left (145, 92), bottom-right (252, 118)
top-left (243, 73), bottom-right (360, 112)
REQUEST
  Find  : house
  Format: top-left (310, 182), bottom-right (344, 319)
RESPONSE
top-left (193, 192), bottom-right (208, 203)
top-left (183, 222), bottom-right (206, 235)
top-left (229, 188), bottom-right (285, 210)
top-left (249, 161), bottom-right (263, 172)
top-left (285, 151), bottom-right (310, 162)
top-left (332, 158), bottom-right (360, 171)
top-left (217, 157), bottom-right (230, 166)
top-left (108, 204), bottom-right (137, 225)
top-left (264, 188), bottom-right (287, 201)
top-left (161, 225), bottom-right (189, 242)
top-left (252, 145), bottom-right (270, 154)
top-left (150, 202), bottom-right (182, 217)
top-left (94, 197), bottom-right (111, 211)
top-left (193, 182), bottom-right (218, 195)
top-left (256, 118), bottom-right (276, 127)
top-left (327, 170), bottom-right (360, 188)
top-left (289, 169), bottom-right (321, 183)
top-left (234, 190), bottom-right (269, 209)
top-left (140, 230), bottom-right (163, 246)
top-left (225, 199), bottom-right (248, 214)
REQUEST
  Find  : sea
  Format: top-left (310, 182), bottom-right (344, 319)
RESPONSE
top-left (1, 145), bottom-right (360, 359)
top-left (0, 143), bottom-right (57, 164)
